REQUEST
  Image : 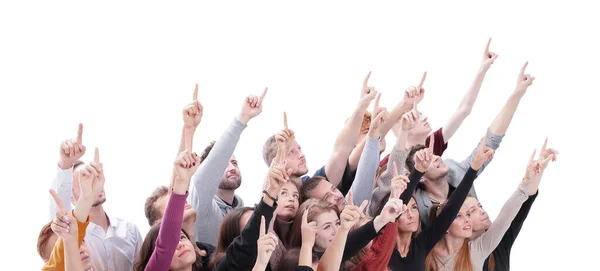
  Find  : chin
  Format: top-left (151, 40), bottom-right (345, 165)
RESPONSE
top-left (277, 210), bottom-right (294, 221)
top-left (183, 210), bottom-right (197, 222)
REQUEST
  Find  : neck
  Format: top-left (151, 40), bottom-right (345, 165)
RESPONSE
top-left (89, 205), bottom-right (109, 232)
top-left (396, 230), bottom-right (413, 257)
top-left (171, 265), bottom-right (193, 271)
top-left (425, 178), bottom-right (449, 203)
top-left (290, 175), bottom-right (302, 186)
top-left (441, 234), bottom-right (464, 256)
top-left (406, 134), bottom-right (426, 148)
top-left (469, 229), bottom-right (485, 240)
top-left (216, 189), bottom-right (235, 205)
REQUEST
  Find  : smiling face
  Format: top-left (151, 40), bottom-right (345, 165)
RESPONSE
top-left (447, 204), bottom-right (473, 239)
top-left (169, 230), bottom-right (197, 269)
top-left (218, 155), bottom-right (242, 190)
top-left (276, 182), bottom-right (300, 221)
top-left (464, 197), bottom-right (491, 232)
top-left (310, 179), bottom-right (346, 211)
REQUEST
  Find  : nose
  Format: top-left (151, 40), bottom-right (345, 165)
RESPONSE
top-left (407, 209), bottom-right (414, 219)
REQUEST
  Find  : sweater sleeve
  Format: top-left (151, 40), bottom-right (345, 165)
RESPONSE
top-left (42, 215), bottom-right (90, 271)
top-left (400, 168), bottom-right (425, 206)
top-left (368, 146), bottom-right (408, 217)
top-left (296, 267), bottom-right (314, 271)
top-left (49, 166), bottom-right (74, 220)
top-left (418, 167), bottom-right (477, 252)
top-left (470, 181), bottom-right (529, 262)
top-left (145, 191), bottom-right (187, 271)
top-left (341, 220), bottom-right (380, 262)
top-left (348, 137), bottom-right (380, 205)
top-left (216, 199), bottom-right (277, 271)
top-left (350, 221), bottom-right (398, 271)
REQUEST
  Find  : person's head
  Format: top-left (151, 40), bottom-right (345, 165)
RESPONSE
top-left (357, 111), bottom-right (372, 145)
top-left (406, 145), bottom-right (449, 183)
top-left (38, 222), bottom-right (92, 270)
top-left (209, 207), bottom-right (254, 269)
top-left (407, 112), bottom-right (432, 141)
top-left (276, 181), bottom-right (301, 222)
top-left (398, 197), bottom-right (421, 235)
top-left (425, 200), bottom-right (474, 271)
top-left (135, 225), bottom-right (202, 271)
top-left (262, 136), bottom-right (308, 177)
top-left (144, 186), bottom-right (196, 227)
top-left (463, 197), bottom-right (491, 233)
top-left (201, 141), bottom-right (242, 190)
top-left (300, 177), bottom-right (345, 211)
top-left (71, 161), bottom-right (106, 207)
top-left (290, 199), bottom-right (340, 252)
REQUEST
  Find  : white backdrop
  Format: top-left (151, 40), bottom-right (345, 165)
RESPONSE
top-left (0, 1), bottom-right (596, 270)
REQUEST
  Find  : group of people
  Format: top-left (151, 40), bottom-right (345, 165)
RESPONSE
top-left (37, 38), bottom-right (557, 271)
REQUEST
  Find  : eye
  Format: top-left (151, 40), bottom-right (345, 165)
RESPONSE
top-left (324, 225), bottom-right (330, 230)
top-left (180, 235), bottom-right (187, 240)
top-left (456, 214), bottom-right (461, 219)
top-left (412, 205), bottom-right (417, 210)
top-left (281, 191), bottom-right (288, 196)
top-left (293, 194), bottom-right (299, 199)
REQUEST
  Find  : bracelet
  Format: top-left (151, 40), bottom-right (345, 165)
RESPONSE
top-left (263, 190), bottom-right (278, 202)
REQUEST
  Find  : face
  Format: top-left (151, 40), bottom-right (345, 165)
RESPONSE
top-left (285, 140), bottom-right (308, 177)
top-left (464, 197), bottom-right (491, 232)
top-left (409, 113), bottom-right (432, 140)
top-left (218, 155), bottom-right (242, 190)
top-left (155, 194), bottom-right (196, 225)
top-left (416, 154), bottom-right (450, 181)
top-left (313, 210), bottom-right (339, 251)
top-left (79, 241), bottom-right (92, 270)
top-left (398, 198), bottom-right (420, 233)
top-left (276, 182), bottom-right (299, 221)
top-left (240, 210), bottom-right (254, 231)
top-left (311, 179), bottom-right (345, 211)
top-left (447, 204), bottom-right (472, 239)
top-left (72, 164), bottom-right (106, 207)
top-left (170, 231), bottom-right (197, 270)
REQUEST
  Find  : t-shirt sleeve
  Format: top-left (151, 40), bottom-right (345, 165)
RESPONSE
top-left (425, 127), bottom-right (448, 156)
top-left (312, 161), bottom-right (356, 196)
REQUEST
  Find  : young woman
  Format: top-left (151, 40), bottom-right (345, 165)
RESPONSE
top-left (425, 148), bottom-right (554, 271)
top-left (208, 207), bottom-right (255, 269)
top-left (268, 181), bottom-right (301, 270)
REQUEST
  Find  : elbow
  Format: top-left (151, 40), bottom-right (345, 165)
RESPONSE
top-left (458, 106), bottom-right (473, 117)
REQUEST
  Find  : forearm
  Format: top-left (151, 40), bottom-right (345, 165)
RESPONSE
top-left (252, 262), bottom-right (268, 271)
top-left (400, 168), bottom-right (425, 204)
top-left (368, 146), bottom-right (408, 217)
top-left (317, 228), bottom-right (349, 271)
top-left (147, 192), bottom-right (187, 270)
top-left (49, 166), bottom-right (74, 220)
top-left (171, 126), bottom-right (196, 188)
top-left (381, 101), bottom-right (411, 136)
top-left (348, 137), bottom-right (367, 172)
top-left (299, 241), bottom-right (315, 267)
top-left (63, 239), bottom-right (84, 271)
top-left (459, 66), bottom-right (489, 114)
top-left (349, 137), bottom-right (380, 205)
top-left (73, 198), bottom-right (94, 223)
top-left (488, 92), bottom-right (524, 135)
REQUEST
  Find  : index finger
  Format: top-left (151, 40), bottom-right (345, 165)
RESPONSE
top-left (193, 83), bottom-right (198, 101)
top-left (283, 112), bottom-right (288, 130)
top-left (347, 191), bottom-right (355, 206)
top-left (417, 71), bottom-right (427, 89)
top-left (77, 123), bottom-right (83, 143)
top-left (358, 200), bottom-right (368, 213)
top-left (520, 61), bottom-right (529, 77)
top-left (485, 37), bottom-right (492, 53)
top-left (428, 133), bottom-right (435, 152)
top-left (529, 149), bottom-right (536, 164)
top-left (302, 208), bottom-right (309, 225)
top-left (393, 161), bottom-right (399, 177)
top-left (49, 189), bottom-right (66, 213)
top-left (94, 148), bottom-right (100, 163)
top-left (259, 87), bottom-right (268, 103)
top-left (540, 137), bottom-right (548, 159)
top-left (260, 216), bottom-right (266, 237)
top-left (363, 71), bottom-right (371, 87)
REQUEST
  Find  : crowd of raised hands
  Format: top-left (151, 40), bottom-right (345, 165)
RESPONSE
top-left (38, 38), bottom-right (558, 271)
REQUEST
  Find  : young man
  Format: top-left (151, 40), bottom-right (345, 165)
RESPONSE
top-left (48, 125), bottom-right (142, 271)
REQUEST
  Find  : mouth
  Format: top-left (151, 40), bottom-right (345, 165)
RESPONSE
top-left (463, 225), bottom-right (472, 230)
top-left (179, 250), bottom-right (190, 257)
top-left (284, 205), bottom-right (296, 211)
top-left (80, 255), bottom-right (89, 262)
top-left (184, 205), bottom-right (192, 210)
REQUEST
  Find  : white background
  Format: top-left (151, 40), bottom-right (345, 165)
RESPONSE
top-left (0, 1), bottom-right (597, 270)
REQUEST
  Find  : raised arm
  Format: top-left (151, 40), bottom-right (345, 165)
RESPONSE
top-left (189, 88), bottom-right (266, 213)
top-left (324, 74), bottom-right (377, 186)
top-left (49, 124), bottom-right (86, 219)
top-left (299, 208), bottom-right (318, 268)
top-left (252, 216), bottom-right (279, 271)
top-left (348, 99), bottom-right (388, 205)
top-left (442, 38), bottom-right (498, 142)
top-left (381, 72), bottom-right (427, 136)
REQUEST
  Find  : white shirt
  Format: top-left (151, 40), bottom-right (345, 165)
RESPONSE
top-left (49, 166), bottom-right (143, 271)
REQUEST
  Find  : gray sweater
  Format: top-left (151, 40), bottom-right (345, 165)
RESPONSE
top-left (368, 143), bottom-right (409, 217)
top-left (189, 118), bottom-right (246, 247)
top-left (347, 136), bottom-right (380, 206)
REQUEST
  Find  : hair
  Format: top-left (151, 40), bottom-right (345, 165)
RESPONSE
top-left (343, 217), bottom-right (373, 270)
top-left (208, 207), bottom-right (254, 270)
top-left (424, 199), bottom-right (474, 271)
top-left (405, 144), bottom-right (427, 173)
top-left (200, 141), bottom-right (216, 164)
top-left (274, 181), bottom-right (303, 247)
top-left (73, 160), bottom-right (85, 170)
top-left (374, 191), bottom-right (422, 240)
top-left (276, 248), bottom-right (318, 271)
top-left (37, 221), bottom-right (55, 260)
top-left (289, 199), bottom-right (340, 249)
top-left (361, 111), bottom-right (372, 132)
top-left (262, 135), bottom-right (278, 166)
top-left (134, 224), bottom-right (203, 271)
top-left (300, 176), bottom-right (327, 203)
top-left (144, 186), bottom-right (170, 226)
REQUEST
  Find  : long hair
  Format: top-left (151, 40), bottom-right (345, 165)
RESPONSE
top-left (424, 200), bottom-right (473, 271)
top-left (276, 248), bottom-right (318, 271)
top-left (37, 221), bottom-right (54, 260)
top-left (208, 207), bottom-right (254, 269)
top-left (288, 199), bottom-right (340, 249)
top-left (342, 217), bottom-right (373, 270)
top-left (134, 224), bottom-right (203, 271)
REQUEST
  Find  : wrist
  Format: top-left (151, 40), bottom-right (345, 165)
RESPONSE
top-left (373, 215), bottom-right (387, 231)
top-left (58, 161), bottom-right (72, 170)
top-left (236, 114), bottom-right (251, 125)
top-left (368, 130), bottom-right (381, 140)
top-left (415, 165), bottom-right (426, 173)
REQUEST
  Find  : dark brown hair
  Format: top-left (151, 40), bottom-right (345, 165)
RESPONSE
top-left (144, 186), bottom-right (169, 226)
top-left (134, 224), bottom-right (203, 271)
top-left (208, 207), bottom-right (254, 270)
top-left (37, 221), bottom-right (55, 260)
top-left (200, 141), bottom-right (216, 164)
top-left (300, 176), bottom-right (327, 203)
top-left (405, 144), bottom-right (427, 172)
top-left (275, 248), bottom-right (317, 271)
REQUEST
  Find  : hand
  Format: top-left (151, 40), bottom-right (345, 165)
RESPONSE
top-left (174, 129), bottom-right (200, 186)
top-left (472, 133), bottom-right (495, 171)
top-left (301, 208), bottom-right (318, 246)
top-left (78, 148), bottom-right (105, 202)
top-left (390, 161), bottom-right (409, 196)
top-left (368, 94), bottom-right (389, 137)
top-left (238, 87), bottom-right (268, 124)
top-left (539, 137), bottom-right (559, 163)
top-left (49, 190), bottom-right (77, 241)
top-left (256, 216), bottom-right (279, 265)
top-left (273, 112), bottom-right (295, 162)
top-left (360, 71), bottom-right (373, 99)
top-left (340, 192), bottom-right (368, 230)
top-left (401, 72), bottom-right (427, 108)
top-left (358, 78), bottom-right (378, 110)
top-left (514, 62), bottom-right (535, 96)
top-left (379, 174), bottom-right (407, 224)
top-left (267, 139), bottom-right (293, 195)
top-left (400, 105), bottom-right (419, 131)
top-left (59, 124), bottom-right (86, 170)
top-left (481, 38), bottom-right (498, 70)
top-left (183, 84), bottom-right (204, 129)
top-left (523, 141), bottom-right (556, 195)
top-left (414, 134), bottom-right (435, 172)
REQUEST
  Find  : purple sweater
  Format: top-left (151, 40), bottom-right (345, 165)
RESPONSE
top-left (145, 191), bottom-right (187, 271)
